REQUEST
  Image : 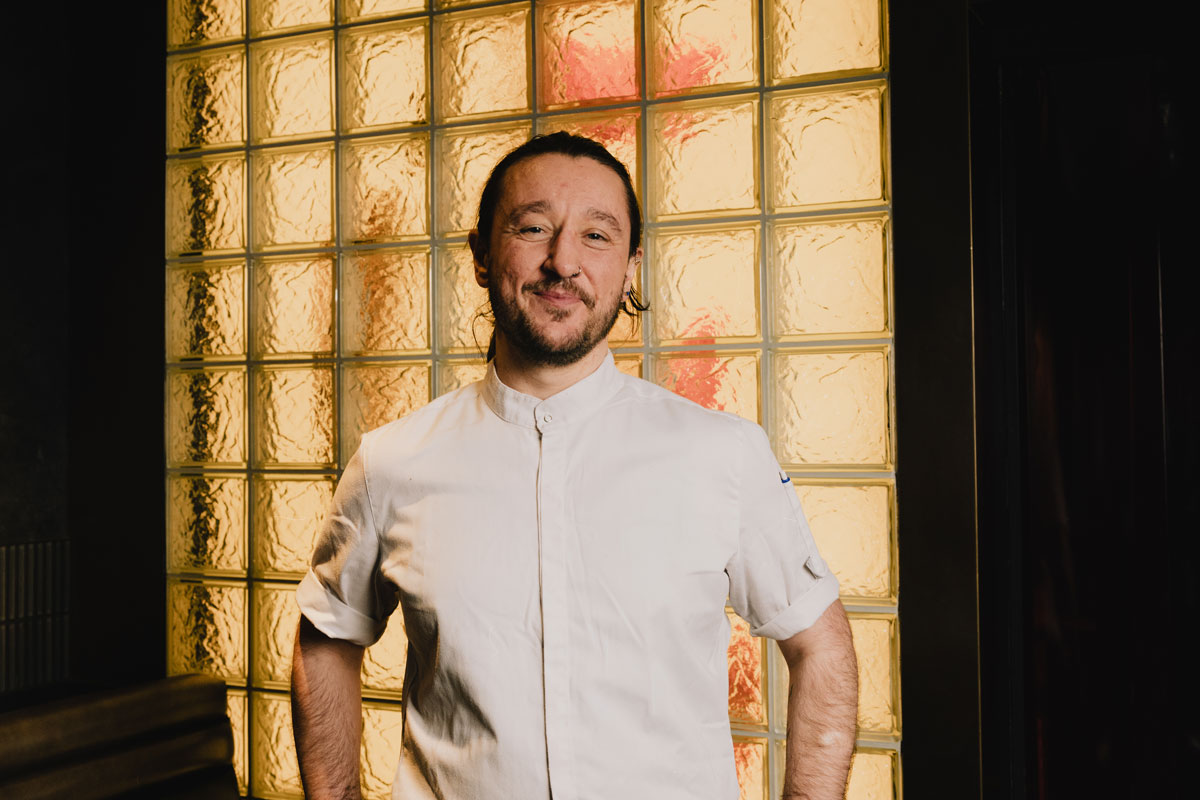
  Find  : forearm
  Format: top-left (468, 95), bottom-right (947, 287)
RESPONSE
top-left (291, 616), bottom-right (366, 800)
top-left (781, 603), bottom-right (858, 800)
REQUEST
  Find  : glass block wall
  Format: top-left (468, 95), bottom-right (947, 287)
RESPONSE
top-left (164, 1), bottom-right (899, 798)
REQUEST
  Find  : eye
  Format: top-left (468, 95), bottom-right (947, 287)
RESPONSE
top-left (585, 231), bottom-right (610, 242)
top-left (521, 225), bottom-right (545, 234)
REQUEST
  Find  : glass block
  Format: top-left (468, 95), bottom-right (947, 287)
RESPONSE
top-left (537, 0), bottom-right (638, 109)
top-left (168, 0), bottom-right (244, 49)
top-left (768, 82), bottom-right (886, 211)
top-left (343, 247), bottom-right (431, 355)
top-left (435, 242), bottom-right (491, 353)
top-left (252, 475), bottom-right (335, 578)
top-left (341, 19), bottom-right (429, 133)
top-left (435, 5), bottom-right (530, 122)
top-left (362, 615), bottom-right (407, 697)
top-left (251, 144), bottom-right (335, 250)
top-left (167, 474), bottom-right (246, 574)
top-left (613, 354), bottom-right (642, 378)
top-left (651, 222), bottom-right (760, 345)
top-left (435, 122), bottom-right (531, 236)
top-left (727, 609), bottom-right (766, 727)
top-left (342, 0), bottom-right (426, 23)
top-left (847, 749), bottom-right (898, 800)
top-left (167, 47), bottom-right (244, 152)
top-left (654, 351), bottom-right (759, 422)
top-left (436, 360), bottom-right (488, 396)
top-left (770, 214), bottom-right (889, 339)
top-left (167, 580), bottom-right (246, 681)
top-left (249, 0), bottom-right (333, 35)
top-left (766, 0), bottom-right (883, 84)
top-left (249, 33), bottom-right (334, 143)
top-left (342, 133), bottom-right (429, 243)
top-left (536, 108), bottom-right (640, 195)
top-left (362, 702), bottom-right (406, 800)
top-left (850, 614), bottom-right (898, 737)
top-left (166, 260), bottom-right (245, 361)
top-left (648, 0), bottom-right (757, 97)
top-left (167, 367), bottom-right (246, 467)
top-left (253, 366), bottom-right (336, 467)
top-left (649, 96), bottom-right (758, 220)
top-left (251, 691), bottom-right (303, 799)
top-left (166, 154), bottom-right (245, 257)
top-left (795, 481), bottom-right (894, 602)
top-left (342, 363), bottom-right (432, 459)
top-left (252, 255), bottom-right (334, 357)
top-left (732, 736), bottom-right (767, 800)
top-left (226, 689), bottom-right (248, 795)
top-left (771, 347), bottom-right (890, 469)
top-left (607, 304), bottom-right (643, 349)
top-left (252, 583), bottom-right (302, 687)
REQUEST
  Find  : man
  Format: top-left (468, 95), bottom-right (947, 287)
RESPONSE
top-left (292, 133), bottom-right (858, 800)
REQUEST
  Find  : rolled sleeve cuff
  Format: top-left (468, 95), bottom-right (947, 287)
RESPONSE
top-left (296, 570), bottom-right (386, 647)
top-left (749, 574), bottom-right (841, 640)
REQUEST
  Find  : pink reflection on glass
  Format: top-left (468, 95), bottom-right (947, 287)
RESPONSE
top-left (540, 11), bottom-right (637, 107)
top-left (657, 38), bottom-right (724, 94)
top-left (660, 313), bottom-right (732, 410)
top-left (727, 614), bottom-right (765, 723)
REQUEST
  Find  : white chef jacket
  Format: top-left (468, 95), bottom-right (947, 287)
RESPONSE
top-left (297, 351), bottom-right (839, 800)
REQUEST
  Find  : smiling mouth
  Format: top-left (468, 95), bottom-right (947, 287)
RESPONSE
top-left (524, 280), bottom-right (594, 309)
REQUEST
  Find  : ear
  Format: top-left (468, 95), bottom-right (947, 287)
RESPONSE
top-left (623, 246), bottom-right (642, 295)
top-left (468, 229), bottom-right (488, 288)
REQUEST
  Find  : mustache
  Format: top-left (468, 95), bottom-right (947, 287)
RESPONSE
top-left (522, 278), bottom-right (596, 309)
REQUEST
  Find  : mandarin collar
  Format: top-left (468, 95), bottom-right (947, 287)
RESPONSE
top-left (482, 351), bottom-right (622, 430)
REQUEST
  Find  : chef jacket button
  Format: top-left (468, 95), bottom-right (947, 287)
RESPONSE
top-left (543, 413), bottom-right (553, 423)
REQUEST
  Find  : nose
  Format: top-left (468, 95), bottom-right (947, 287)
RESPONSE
top-left (544, 231), bottom-right (583, 278)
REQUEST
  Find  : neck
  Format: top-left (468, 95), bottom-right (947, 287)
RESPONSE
top-left (492, 336), bottom-right (609, 400)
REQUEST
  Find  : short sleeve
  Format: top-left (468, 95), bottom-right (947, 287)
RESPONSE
top-left (725, 422), bottom-right (840, 640)
top-left (296, 440), bottom-right (396, 646)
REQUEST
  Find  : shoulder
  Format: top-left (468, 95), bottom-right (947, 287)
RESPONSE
top-left (358, 380), bottom-right (487, 464)
top-left (609, 371), bottom-right (763, 444)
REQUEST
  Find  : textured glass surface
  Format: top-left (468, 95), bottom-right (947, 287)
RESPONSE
top-left (167, 580), bottom-right (246, 681)
top-left (362, 616), bottom-right (408, 697)
top-left (342, 134), bottom-right (429, 243)
top-left (253, 475), bottom-right (334, 577)
top-left (342, 19), bottom-right (428, 132)
top-left (768, 0), bottom-right (883, 83)
top-left (167, 367), bottom-right (246, 467)
top-left (796, 481), bottom-right (893, 601)
top-left (435, 122), bottom-right (531, 236)
top-left (613, 354), bottom-right (643, 378)
top-left (249, 0), bottom-right (332, 34)
top-left (343, 248), bottom-right (431, 355)
top-left (167, 475), bottom-right (246, 574)
top-left (166, 260), bottom-right (245, 361)
top-left (770, 215), bottom-right (889, 339)
top-left (536, 109), bottom-right (640, 194)
top-left (251, 692), bottom-right (303, 798)
top-left (435, 243), bottom-right (490, 354)
top-left (251, 144), bottom-right (335, 250)
top-left (538, 0), bottom-right (637, 109)
top-left (649, 97), bottom-right (758, 219)
top-left (250, 34), bottom-right (334, 143)
top-left (342, 363), bottom-right (432, 459)
top-left (252, 255), bottom-right (334, 357)
top-left (167, 47), bottom-right (244, 152)
top-left (343, 0), bottom-right (426, 22)
top-left (727, 609), bottom-right (766, 726)
top-left (361, 703), bottom-right (406, 799)
top-left (651, 223), bottom-right (759, 345)
top-left (648, 0), bottom-right (757, 96)
top-left (437, 360), bottom-right (488, 396)
top-left (850, 614), bottom-right (898, 736)
top-left (732, 737), bottom-right (767, 800)
top-left (253, 366), bottom-right (336, 467)
top-left (772, 348), bottom-right (890, 469)
top-left (435, 6), bottom-right (529, 122)
top-left (226, 689), bottom-right (248, 795)
top-left (655, 351), bottom-right (759, 422)
top-left (768, 83), bottom-right (885, 211)
top-left (847, 749), bottom-right (897, 800)
top-left (166, 154), bottom-right (245, 257)
top-left (252, 583), bottom-right (301, 687)
top-left (168, 0), bottom-right (244, 48)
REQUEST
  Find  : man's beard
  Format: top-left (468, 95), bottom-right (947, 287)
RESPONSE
top-left (488, 277), bottom-right (622, 367)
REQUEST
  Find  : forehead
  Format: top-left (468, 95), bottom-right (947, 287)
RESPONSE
top-left (497, 153), bottom-right (629, 220)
